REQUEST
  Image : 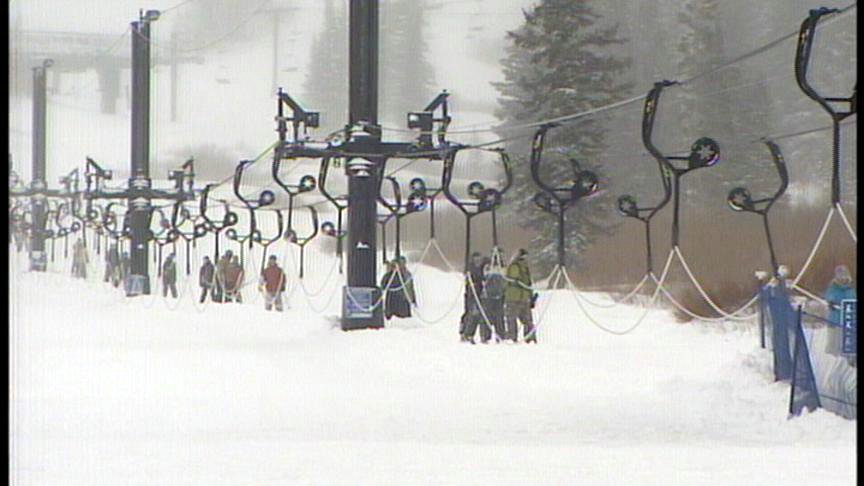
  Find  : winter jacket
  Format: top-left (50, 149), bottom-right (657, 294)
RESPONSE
top-left (162, 259), bottom-right (177, 284)
top-left (261, 264), bottom-right (287, 293)
top-left (381, 266), bottom-right (416, 303)
top-left (216, 256), bottom-right (231, 284)
top-left (199, 261), bottom-right (215, 288)
top-left (504, 259), bottom-right (532, 304)
top-left (224, 263), bottom-right (244, 292)
top-left (465, 261), bottom-right (485, 299)
top-left (825, 282), bottom-right (856, 326)
top-left (483, 272), bottom-right (505, 301)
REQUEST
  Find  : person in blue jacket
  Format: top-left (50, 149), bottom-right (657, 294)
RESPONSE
top-left (824, 264), bottom-right (856, 359)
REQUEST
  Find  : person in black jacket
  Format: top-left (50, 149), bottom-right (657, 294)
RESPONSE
top-left (162, 253), bottom-right (178, 298)
top-left (482, 256), bottom-right (507, 342)
top-left (381, 258), bottom-right (415, 320)
top-left (199, 256), bottom-right (215, 303)
top-left (461, 252), bottom-right (491, 343)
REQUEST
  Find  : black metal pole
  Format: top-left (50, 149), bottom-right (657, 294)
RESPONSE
top-left (343, 0), bottom-right (384, 330)
top-left (128, 14), bottom-right (156, 295)
top-left (671, 172), bottom-right (682, 248)
top-left (395, 215), bottom-right (401, 259)
top-left (464, 216), bottom-right (471, 272)
top-left (832, 118), bottom-right (841, 204)
top-left (29, 61), bottom-right (50, 271)
top-left (644, 219), bottom-right (653, 274)
top-left (429, 197), bottom-right (436, 239)
top-left (491, 207), bottom-right (499, 249)
top-left (762, 213), bottom-right (779, 276)
top-left (557, 209), bottom-right (565, 269)
top-left (337, 209), bottom-right (344, 273)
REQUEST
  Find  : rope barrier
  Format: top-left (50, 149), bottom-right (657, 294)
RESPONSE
top-left (792, 206), bottom-right (836, 287)
top-left (835, 203), bottom-right (857, 243)
top-left (672, 246), bottom-right (760, 320)
top-left (565, 249), bottom-right (675, 335)
top-left (649, 273), bottom-right (755, 323)
top-left (565, 272), bottom-right (652, 309)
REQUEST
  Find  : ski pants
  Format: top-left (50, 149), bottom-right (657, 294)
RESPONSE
top-left (485, 299), bottom-right (506, 341)
top-left (163, 281), bottom-right (178, 298)
top-left (200, 286), bottom-right (211, 303)
top-left (463, 312), bottom-right (492, 342)
top-left (505, 301), bottom-right (535, 342)
top-left (264, 291), bottom-right (284, 312)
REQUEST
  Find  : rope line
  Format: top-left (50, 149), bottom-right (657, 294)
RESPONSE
top-left (673, 246), bottom-right (760, 320)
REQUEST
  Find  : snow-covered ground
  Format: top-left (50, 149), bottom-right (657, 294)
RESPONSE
top-left (9, 245), bottom-right (856, 485)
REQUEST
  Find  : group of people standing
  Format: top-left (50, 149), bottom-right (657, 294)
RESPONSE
top-left (103, 243), bottom-right (131, 287)
top-left (378, 248), bottom-right (539, 343)
top-left (196, 251), bottom-right (288, 311)
top-left (198, 250), bottom-right (246, 304)
top-left (460, 248), bottom-right (537, 344)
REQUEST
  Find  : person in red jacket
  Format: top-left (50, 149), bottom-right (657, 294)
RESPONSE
top-left (260, 255), bottom-right (287, 312)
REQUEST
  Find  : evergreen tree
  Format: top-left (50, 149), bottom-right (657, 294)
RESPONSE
top-left (493, 0), bottom-right (633, 273)
top-left (673, 0), bottom-right (775, 200)
top-left (303, 0), bottom-right (349, 135)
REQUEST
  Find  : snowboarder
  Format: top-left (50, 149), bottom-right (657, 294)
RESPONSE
top-left (260, 255), bottom-right (287, 312)
top-left (104, 243), bottom-right (121, 287)
top-left (162, 253), bottom-right (178, 298)
top-left (504, 248), bottom-right (537, 343)
top-left (461, 252), bottom-right (490, 343)
top-left (199, 256), bottom-right (216, 303)
top-left (824, 264), bottom-right (856, 361)
top-left (483, 256), bottom-right (507, 342)
top-left (223, 254), bottom-right (244, 303)
top-left (381, 257), bottom-right (415, 320)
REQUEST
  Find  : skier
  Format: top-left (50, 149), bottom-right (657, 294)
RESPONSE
top-left (71, 238), bottom-right (89, 279)
top-left (104, 243), bottom-right (121, 287)
top-left (824, 264), bottom-right (856, 361)
top-left (381, 257), bottom-right (415, 320)
top-left (504, 248), bottom-right (537, 343)
top-left (198, 256), bottom-right (216, 303)
top-left (483, 255), bottom-right (507, 342)
top-left (223, 254), bottom-right (244, 303)
top-left (162, 253), bottom-right (178, 298)
top-left (260, 255), bottom-right (287, 312)
top-left (461, 252), bottom-right (490, 343)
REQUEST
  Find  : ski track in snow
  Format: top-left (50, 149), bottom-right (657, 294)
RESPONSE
top-left (8, 249), bottom-right (856, 485)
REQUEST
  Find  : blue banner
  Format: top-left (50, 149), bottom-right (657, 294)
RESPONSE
top-left (841, 300), bottom-right (856, 355)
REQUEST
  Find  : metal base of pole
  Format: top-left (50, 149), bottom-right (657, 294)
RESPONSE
top-left (341, 286), bottom-right (384, 330)
top-left (29, 251), bottom-right (47, 272)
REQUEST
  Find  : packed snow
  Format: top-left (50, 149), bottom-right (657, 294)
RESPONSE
top-left (9, 244), bottom-right (856, 485)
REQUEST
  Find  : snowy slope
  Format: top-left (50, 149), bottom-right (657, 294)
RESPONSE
top-left (9, 246), bottom-right (856, 485)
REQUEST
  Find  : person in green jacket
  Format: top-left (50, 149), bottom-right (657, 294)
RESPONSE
top-left (505, 249), bottom-right (537, 343)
